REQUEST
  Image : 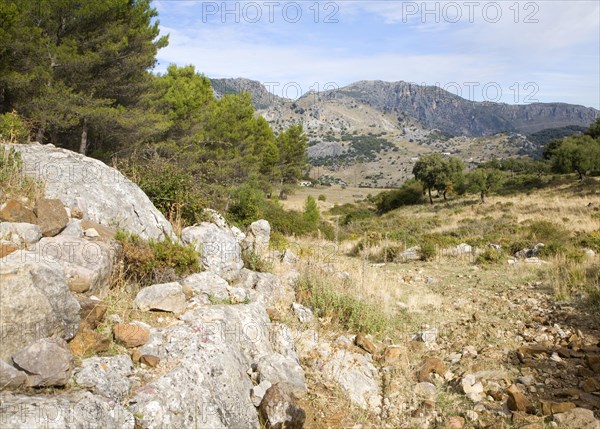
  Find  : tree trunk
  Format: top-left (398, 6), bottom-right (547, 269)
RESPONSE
top-left (480, 190), bottom-right (485, 203)
top-left (443, 190), bottom-right (447, 201)
top-left (577, 170), bottom-right (584, 181)
top-left (428, 187), bottom-right (433, 204)
top-left (35, 127), bottom-right (45, 144)
top-left (79, 118), bottom-right (88, 155)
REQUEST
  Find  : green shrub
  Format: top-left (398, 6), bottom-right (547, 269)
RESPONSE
top-left (241, 249), bottom-right (272, 273)
top-left (476, 248), bottom-right (505, 265)
top-left (376, 180), bottom-right (423, 214)
top-left (116, 231), bottom-right (200, 285)
top-left (317, 194), bottom-right (326, 201)
top-left (420, 239), bottom-right (437, 261)
top-left (269, 231), bottom-right (288, 252)
top-left (0, 111), bottom-right (30, 144)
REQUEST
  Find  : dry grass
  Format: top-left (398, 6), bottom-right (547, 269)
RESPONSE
top-left (0, 144), bottom-right (45, 205)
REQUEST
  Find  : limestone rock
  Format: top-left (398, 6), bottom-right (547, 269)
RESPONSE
top-left (553, 408), bottom-right (600, 428)
top-left (3, 236), bottom-right (117, 296)
top-left (323, 349), bottom-right (381, 412)
top-left (12, 337), bottom-right (73, 387)
top-left (0, 261), bottom-right (80, 360)
top-left (134, 282), bottom-right (186, 314)
top-left (0, 359), bottom-right (27, 389)
top-left (73, 355), bottom-right (134, 400)
top-left (243, 219), bottom-right (271, 254)
top-left (181, 222), bottom-right (243, 281)
top-left (292, 302), bottom-right (314, 323)
top-left (34, 198), bottom-right (68, 236)
top-left (181, 271), bottom-right (229, 301)
top-left (0, 221), bottom-right (42, 245)
top-left (0, 390), bottom-right (134, 428)
top-left (5, 143), bottom-right (174, 241)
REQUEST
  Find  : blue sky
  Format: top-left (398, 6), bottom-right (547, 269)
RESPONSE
top-left (152, 1), bottom-right (600, 108)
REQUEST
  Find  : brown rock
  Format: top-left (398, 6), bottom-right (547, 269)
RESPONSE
top-left (259, 384), bottom-right (305, 429)
top-left (384, 346), bottom-right (404, 364)
top-left (579, 392), bottom-right (600, 409)
top-left (408, 340), bottom-right (425, 352)
top-left (0, 199), bottom-right (37, 223)
top-left (113, 323), bottom-right (150, 348)
top-left (519, 344), bottom-right (551, 356)
top-left (140, 355), bottom-right (160, 367)
top-left (0, 241), bottom-right (18, 258)
top-left (266, 307), bottom-right (282, 322)
top-left (71, 206), bottom-right (84, 219)
top-left (418, 357), bottom-right (446, 383)
top-left (69, 325), bottom-right (110, 357)
top-left (581, 377), bottom-right (600, 393)
top-left (80, 220), bottom-right (115, 239)
top-left (355, 332), bottom-right (377, 354)
top-left (506, 384), bottom-right (535, 414)
top-left (586, 354), bottom-right (600, 372)
top-left (68, 277), bottom-right (91, 293)
top-left (181, 283), bottom-right (193, 299)
top-left (76, 296), bottom-right (108, 329)
top-left (131, 349), bottom-right (142, 363)
top-left (35, 198), bottom-right (68, 237)
top-left (540, 400), bottom-right (576, 415)
top-left (447, 416), bottom-right (465, 428)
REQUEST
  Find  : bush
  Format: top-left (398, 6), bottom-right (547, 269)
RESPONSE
top-left (420, 239), bottom-right (437, 261)
top-left (476, 248), bottom-right (505, 265)
top-left (0, 111), bottom-right (30, 144)
top-left (116, 231), bottom-right (200, 285)
top-left (317, 194), bottom-right (326, 201)
top-left (241, 249), bottom-right (272, 273)
top-left (376, 180), bottom-right (423, 214)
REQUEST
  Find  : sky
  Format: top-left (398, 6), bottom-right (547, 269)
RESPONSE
top-left (152, 1), bottom-right (600, 109)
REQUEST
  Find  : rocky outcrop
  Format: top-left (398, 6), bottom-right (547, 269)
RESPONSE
top-left (0, 391), bottom-right (134, 429)
top-left (3, 143), bottom-right (174, 240)
top-left (182, 221), bottom-right (243, 281)
top-left (0, 261), bottom-right (80, 360)
top-left (131, 302), bottom-right (306, 429)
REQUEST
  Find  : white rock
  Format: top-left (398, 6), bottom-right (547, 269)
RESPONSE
top-left (4, 143), bottom-right (174, 241)
top-left (134, 282), bottom-right (186, 314)
top-left (292, 302), bottom-right (314, 323)
top-left (251, 380), bottom-right (272, 406)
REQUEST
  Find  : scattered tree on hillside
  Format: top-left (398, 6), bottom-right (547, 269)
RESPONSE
top-left (468, 168), bottom-right (504, 203)
top-left (412, 153), bottom-right (465, 204)
top-left (304, 195), bottom-right (320, 229)
top-left (541, 118), bottom-right (600, 181)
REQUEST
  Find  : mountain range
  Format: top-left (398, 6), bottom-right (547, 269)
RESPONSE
top-left (211, 77), bottom-right (599, 188)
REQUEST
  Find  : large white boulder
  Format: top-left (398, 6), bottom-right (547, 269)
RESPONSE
top-left (4, 143), bottom-right (174, 241)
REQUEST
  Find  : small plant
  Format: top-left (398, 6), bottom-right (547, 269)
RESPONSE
top-left (0, 111), bottom-right (30, 144)
top-left (420, 239), bottom-right (437, 261)
top-left (242, 249), bottom-right (272, 273)
top-left (115, 230), bottom-right (200, 285)
top-left (318, 194), bottom-right (326, 201)
top-left (476, 248), bottom-right (505, 265)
